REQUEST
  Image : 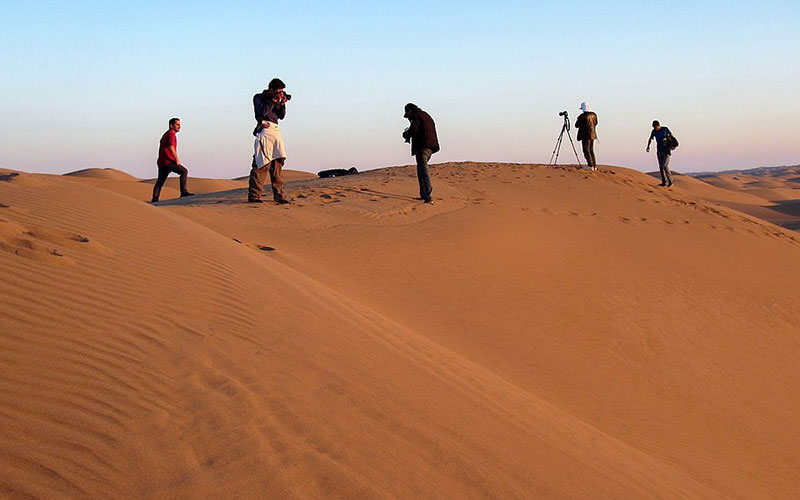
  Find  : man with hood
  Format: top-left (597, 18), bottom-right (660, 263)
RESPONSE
top-left (575, 102), bottom-right (598, 171)
top-left (402, 103), bottom-right (440, 203)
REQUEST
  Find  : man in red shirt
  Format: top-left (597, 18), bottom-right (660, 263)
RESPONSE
top-left (152, 118), bottom-right (193, 202)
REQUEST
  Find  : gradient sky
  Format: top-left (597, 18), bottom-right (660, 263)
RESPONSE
top-left (1, 1), bottom-right (798, 178)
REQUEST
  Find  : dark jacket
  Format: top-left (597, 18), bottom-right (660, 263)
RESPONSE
top-left (403, 109), bottom-right (440, 156)
top-left (253, 91), bottom-right (286, 124)
top-left (575, 111), bottom-right (598, 141)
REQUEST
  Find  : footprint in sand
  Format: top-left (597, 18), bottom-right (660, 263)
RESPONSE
top-left (257, 245), bottom-right (275, 252)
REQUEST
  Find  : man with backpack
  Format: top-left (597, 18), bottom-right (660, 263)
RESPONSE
top-left (646, 120), bottom-right (678, 187)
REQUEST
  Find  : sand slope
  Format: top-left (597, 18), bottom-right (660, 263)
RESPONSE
top-left (59, 167), bottom-right (316, 203)
top-left (1, 163), bottom-right (799, 498)
top-left (686, 166), bottom-right (800, 230)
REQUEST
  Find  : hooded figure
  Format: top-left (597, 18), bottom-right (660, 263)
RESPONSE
top-left (402, 103), bottom-right (439, 203)
top-left (575, 102), bottom-right (598, 170)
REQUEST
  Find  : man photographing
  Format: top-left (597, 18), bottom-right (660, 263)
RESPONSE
top-left (249, 78), bottom-right (290, 204)
top-left (402, 103), bottom-right (439, 204)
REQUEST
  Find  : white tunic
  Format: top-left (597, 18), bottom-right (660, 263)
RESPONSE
top-left (253, 122), bottom-right (286, 168)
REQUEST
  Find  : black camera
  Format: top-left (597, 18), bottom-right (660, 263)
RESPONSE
top-left (558, 111), bottom-right (568, 117)
top-left (283, 93), bottom-right (292, 101)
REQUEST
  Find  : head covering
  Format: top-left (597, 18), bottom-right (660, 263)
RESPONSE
top-left (403, 103), bottom-right (419, 118)
top-left (580, 102), bottom-right (591, 112)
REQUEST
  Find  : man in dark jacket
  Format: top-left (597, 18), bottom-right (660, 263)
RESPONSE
top-left (646, 120), bottom-right (675, 187)
top-left (402, 103), bottom-right (439, 203)
top-left (575, 102), bottom-right (598, 171)
top-left (249, 78), bottom-right (290, 203)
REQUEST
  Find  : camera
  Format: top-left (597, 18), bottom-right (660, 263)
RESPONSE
top-left (558, 111), bottom-right (568, 117)
top-left (282, 93), bottom-right (292, 101)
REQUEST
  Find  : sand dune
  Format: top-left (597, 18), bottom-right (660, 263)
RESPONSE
top-left (59, 167), bottom-right (316, 203)
top-left (2, 163), bottom-right (800, 498)
top-left (64, 167), bottom-right (139, 181)
top-left (684, 166), bottom-right (800, 230)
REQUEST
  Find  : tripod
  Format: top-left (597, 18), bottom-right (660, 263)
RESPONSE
top-left (549, 111), bottom-right (582, 168)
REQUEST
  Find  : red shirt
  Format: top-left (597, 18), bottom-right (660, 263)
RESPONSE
top-left (157, 129), bottom-right (178, 167)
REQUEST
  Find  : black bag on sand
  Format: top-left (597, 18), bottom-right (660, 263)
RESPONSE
top-left (318, 167), bottom-right (359, 178)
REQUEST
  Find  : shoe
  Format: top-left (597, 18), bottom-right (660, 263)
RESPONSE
top-left (180, 192), bottom-right (195, 197)
top-left (423, 198), bottom-right (434, 204)
top-left (667, 182), bottom-right (673, 187)
top-left (150, 199), bottom-right (159, 203)
top-left (248, 199), bottom-right (263, 203)
top-left (275, 199), bottom-right (290, 205)
top-left (658, 183), bottom-right (667, 187)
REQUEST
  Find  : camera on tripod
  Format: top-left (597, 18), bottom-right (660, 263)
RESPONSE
top-left (549, 110), bottom-right (581, 167)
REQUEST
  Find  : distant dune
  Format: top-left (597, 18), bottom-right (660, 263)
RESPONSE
top-left (232, 170), bottom-right (317, 182)
top-left (64, 167), bottom-right (139, 181)
top-left (683, 165), bottom-right (800, 230)
top-left (59, 168), bottom-right (315, 202)
top-left (2, 162), bottom-right (800, 498)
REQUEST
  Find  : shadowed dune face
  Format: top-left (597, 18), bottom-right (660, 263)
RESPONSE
top-left (1, 163), bottom-right (800, 498)
top-left (682, 166), bottom-right (800, 230)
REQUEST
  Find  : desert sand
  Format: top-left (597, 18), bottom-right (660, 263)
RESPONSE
top-left (678, 165), bottom-right (800, 231)
top-left (1, 162), bottom-right (800, 499)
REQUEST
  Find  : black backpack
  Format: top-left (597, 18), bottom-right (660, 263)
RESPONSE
top-left (665, 131), bottom-right (679, 150)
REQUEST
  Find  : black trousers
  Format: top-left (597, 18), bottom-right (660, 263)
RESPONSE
top-left (152, 163), bottom-right (188, 201)
top-left (581, 139), bottom-right (596, 169)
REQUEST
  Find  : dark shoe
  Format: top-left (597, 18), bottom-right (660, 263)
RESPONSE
top-left (275, 198), bottom-right (290, 205)
top-left (667, 182), bottom-right (673, 187)
top-left (150, 199), bottom-right (159, 203)
top-left (658, 183), bottom-right (667, 187)
top-left (180, 191), bottom-right (195, 197)
top-left (248, 199), bottom-right (263, 203)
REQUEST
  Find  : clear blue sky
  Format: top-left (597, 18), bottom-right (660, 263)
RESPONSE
top-left (1, 1), bottom-right (798, 178)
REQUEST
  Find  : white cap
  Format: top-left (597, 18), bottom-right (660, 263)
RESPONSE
top-left (580, 102), bottom-right (591, 112)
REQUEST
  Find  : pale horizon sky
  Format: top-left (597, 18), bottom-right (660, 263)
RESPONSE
top-left (1, 1), bottom-right (799, 178)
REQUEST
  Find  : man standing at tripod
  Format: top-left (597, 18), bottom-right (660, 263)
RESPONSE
top-left (575, 102), bottom-right (598, 171)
